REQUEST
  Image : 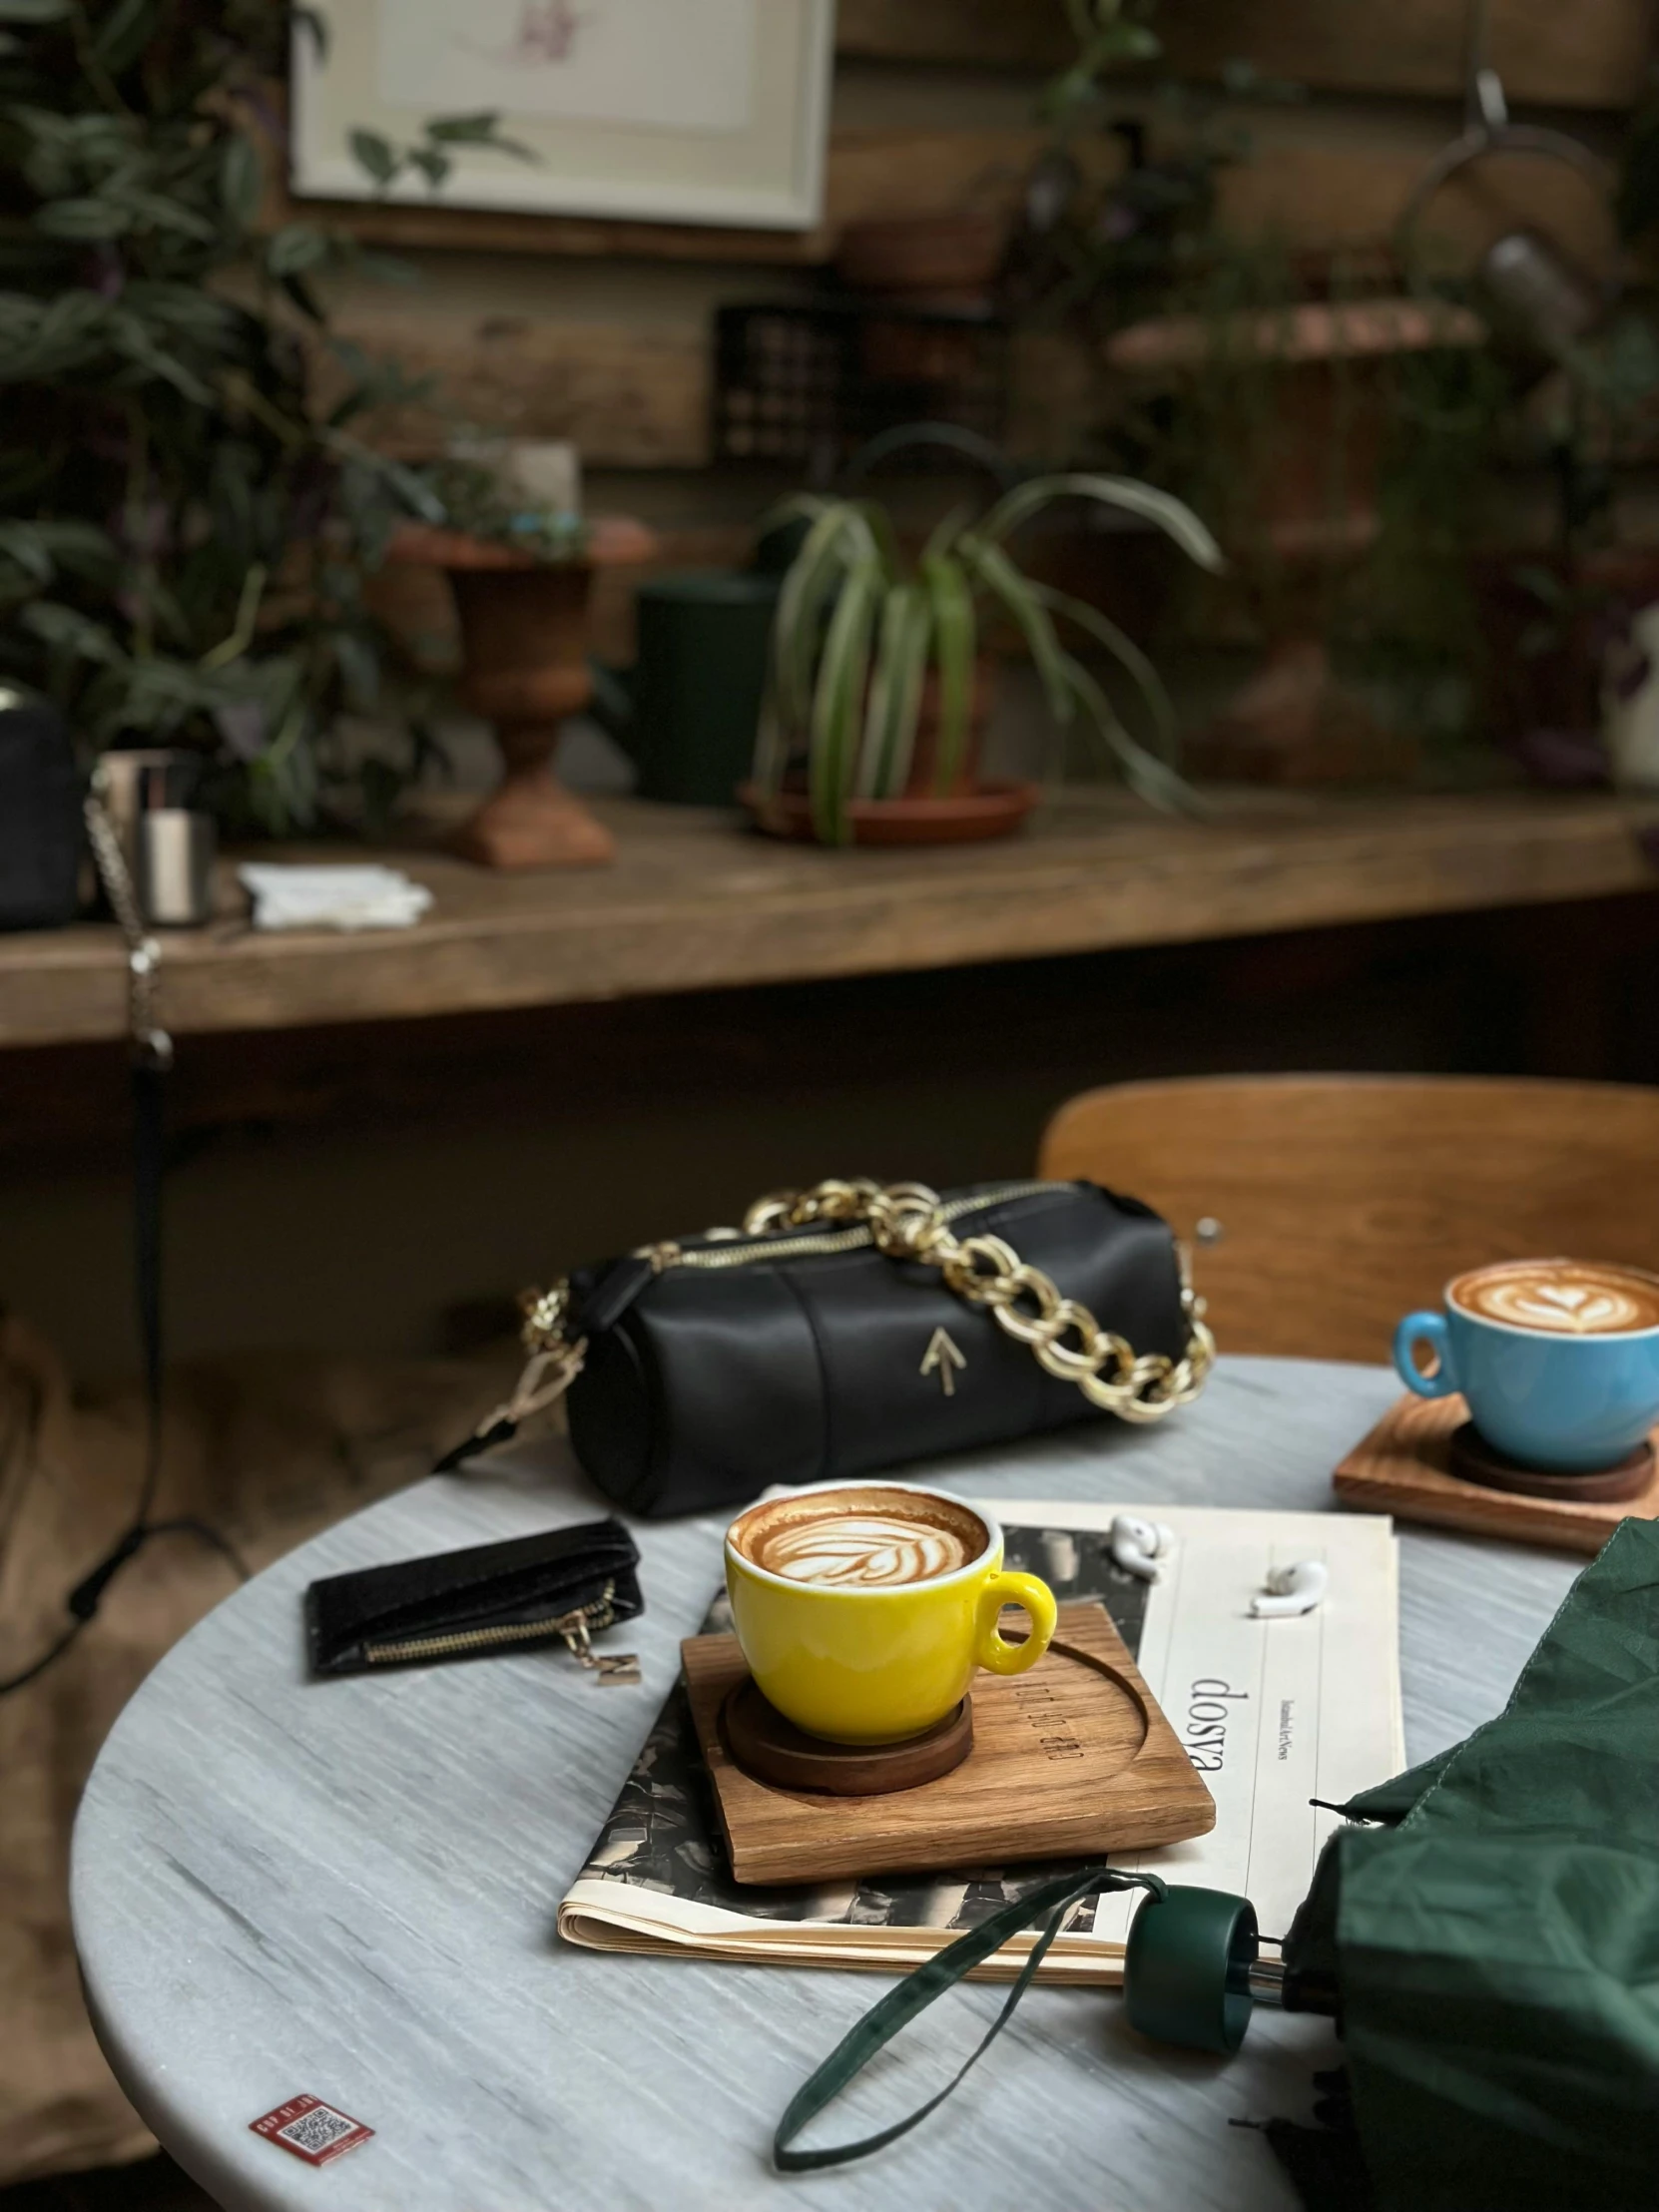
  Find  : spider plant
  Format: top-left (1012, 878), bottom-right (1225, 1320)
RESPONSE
top-left (753, 474), bottom-right (1225, 844)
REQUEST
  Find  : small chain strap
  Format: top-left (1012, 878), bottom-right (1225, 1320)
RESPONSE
top-left (739, 1179), bottom-right (1214, 1423)
top-left (497, 1179), bottom-right (1212, 1438)
top-left (84, 794), bottom-right (173, 1069)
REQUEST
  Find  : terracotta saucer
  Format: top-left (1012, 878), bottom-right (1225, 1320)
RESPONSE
top-left (740, 781), bottom-right (1039, 846)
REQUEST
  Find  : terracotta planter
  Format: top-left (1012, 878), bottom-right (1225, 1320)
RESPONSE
top-left (387, 518), bottom-right (657, 868)
top-left (1185, 638), bottom-right (1420, 787)
top-left (742, 781), bottom-right (1038, 845)
top-left (746, 660), bottom-right (1037, 843)
top-left (445, 561), bottom-right (612, 867)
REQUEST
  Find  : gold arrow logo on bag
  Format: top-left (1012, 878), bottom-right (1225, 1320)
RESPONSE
top-left (920, 1327), bottom-right (967, 1396)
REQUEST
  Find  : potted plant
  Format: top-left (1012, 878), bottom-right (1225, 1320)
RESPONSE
top-left (0, 3), bottom-right (528, 839)
top-left (745, 473), bottom-right (1222, 845)
top-left (387, 451), bottom-right (655, 867)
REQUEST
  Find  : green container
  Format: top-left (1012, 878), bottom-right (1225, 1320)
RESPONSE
top-left (591, 570), bottom-right (780, 807)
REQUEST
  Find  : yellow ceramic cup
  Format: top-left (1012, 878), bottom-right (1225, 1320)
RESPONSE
top-left (724, 1481), bottom-right (1058, 1745)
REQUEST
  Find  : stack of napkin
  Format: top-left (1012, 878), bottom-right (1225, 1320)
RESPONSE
top-left (238, 864), bottom-right (433, 932)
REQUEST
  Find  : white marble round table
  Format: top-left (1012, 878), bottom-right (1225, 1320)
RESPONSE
top-left (73, 1358), bottom-right (1581, 2212)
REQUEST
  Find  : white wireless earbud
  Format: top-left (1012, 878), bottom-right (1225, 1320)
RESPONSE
top-left (1109, 1514), bottom-right (1176, 1583)
top-left (1249, 1560), bottom-right (1328, 1619)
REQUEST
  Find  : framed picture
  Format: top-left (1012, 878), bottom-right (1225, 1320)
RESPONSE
top-left (290, 0), bottom-right (836, 231)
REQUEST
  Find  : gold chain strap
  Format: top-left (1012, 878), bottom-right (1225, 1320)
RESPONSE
top-left (739, 1178), bottom-right (1214, 1423)
top-left (507, 1178), bottom-right (1213, 1430)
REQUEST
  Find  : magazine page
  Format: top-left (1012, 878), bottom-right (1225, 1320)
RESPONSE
top-left (558, 1503), bottom-right (1400, 1980)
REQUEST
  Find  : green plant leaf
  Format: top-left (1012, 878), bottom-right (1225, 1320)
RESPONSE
top-left (277, 272), bottom-right (327, 324)
top-left (34, 197), bottom-right (131, 240)
top-left (810, 552), bottom-right (878, 844)
top-left (21, 599), bottom-right (125, 666)
top-left (957, 535), bottom-right (1072, 729)
top-left (424, 112), bottom-right (536, 162)
top-left (126, 190), bottom-right (219, 243)
top-left (292, 4), bottom-right (328, 59)
top-left (0, 524), bottom-right (52, 582)
top-left (348, 130), bottom-right (399, 189)
top-left (328, 433), bottom-right (446, 528)
top-left (774, 501), bottom-right (874, 731)
top-left (37, 519), bottom-right (121, 576)
top-left (423, 111), bottom-right (502, 144)
top-left (333, 627), bottom-right (380, 712)
top-left (94, 0), bottom-right (155, 71)
top-left (1028, 579), bottom-right (1182, 764)
top-left (0, 1), bottom-right (72, 20)
top-left (0, 518), bottom-right (118, 587)
top-left (408, 146), bottom-right (452, 192)
top-left (921, 551), bottom-right (975, 797)
top-left (110, 313), bottom-right (214, 402)
top-left (1062, 654), bottom-right (1204, 816)
top-left (978, 472), bottom-right (1226, 574)
top-left (199, 562), bottom-right (269, 670)
top-left (921, 502), bottom-right (973, 564)
top-left (855, 579), bottom-right (932, 800)
top-left (266, 223), bottom-right (332, 276)
top-left (221, 130), bottom-right (264, 228)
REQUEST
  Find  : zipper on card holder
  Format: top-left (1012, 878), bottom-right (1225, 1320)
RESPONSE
top-left (362, 1585), bottom-right (640, 1683)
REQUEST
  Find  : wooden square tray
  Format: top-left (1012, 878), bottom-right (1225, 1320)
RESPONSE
top-left (1335, 1390), bottom-right (1659, 1552)
top-left (682, 1600), bottom-right (1215, 1886)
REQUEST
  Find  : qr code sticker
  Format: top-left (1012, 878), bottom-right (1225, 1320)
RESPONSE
top-left (251, 2093), bottom-right (373, 2166)
top-left (279, 2106), bottom-right (357, 2155)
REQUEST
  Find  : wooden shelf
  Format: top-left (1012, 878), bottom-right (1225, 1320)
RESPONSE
top-left (5, 790), bottom-right (1658, 1051)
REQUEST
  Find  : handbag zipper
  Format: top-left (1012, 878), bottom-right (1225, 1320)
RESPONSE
top-left (659, 1180), bottom-right (1059, 1272)
top-left (362, 1585), bottom-right (639, 1683)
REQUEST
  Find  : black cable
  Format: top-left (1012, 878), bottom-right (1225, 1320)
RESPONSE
top-left (0, 1052), bottom-right (247, 1701)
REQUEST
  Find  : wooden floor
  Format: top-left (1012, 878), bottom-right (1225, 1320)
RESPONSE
top-left (3, 788), bottom-right (1658, 1048)
top-left (0, 2159), bottom-right (213, 2212)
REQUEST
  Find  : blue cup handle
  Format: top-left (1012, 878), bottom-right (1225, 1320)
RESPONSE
top-left (1393, 1310), bottom-right (1458, 1398)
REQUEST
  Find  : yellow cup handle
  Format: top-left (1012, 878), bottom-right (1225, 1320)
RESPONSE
top-left (974, 1569), bottom-right (1058, 1677)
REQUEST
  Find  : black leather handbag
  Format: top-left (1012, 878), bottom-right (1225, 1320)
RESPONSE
top-left (0, 686), bottom-right (80, 930)
top-left (440, 1179), bottom-right (1214, 1519)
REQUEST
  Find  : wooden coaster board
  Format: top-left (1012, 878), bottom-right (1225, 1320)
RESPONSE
top-left (682, 1600), bottom-right (1215, 1887)
top-left (1334, 1390), bottom-right (1659, 1553)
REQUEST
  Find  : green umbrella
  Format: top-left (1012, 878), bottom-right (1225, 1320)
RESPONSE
top-left (774, 1519), bottom-right (1659, 2210)
top-left (1293, 1513), bottom-right (1659, 2210)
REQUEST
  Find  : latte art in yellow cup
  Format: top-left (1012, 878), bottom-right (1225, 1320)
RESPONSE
top-left (724, 1482), bottom-right (1058, 1745)
top-left (731, 1492), bottom-right (982, 1587)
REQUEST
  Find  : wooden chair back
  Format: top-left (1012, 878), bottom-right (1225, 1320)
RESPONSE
top-left (1038, 1075), bottom-right (1659, 1364)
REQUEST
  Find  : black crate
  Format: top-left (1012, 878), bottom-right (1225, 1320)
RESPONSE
top-left (714, 301), bottom-right (1009, 475)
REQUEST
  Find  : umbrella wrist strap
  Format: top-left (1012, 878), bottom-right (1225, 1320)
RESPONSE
top-left (773, 1864), bottom-right (1165, 2174)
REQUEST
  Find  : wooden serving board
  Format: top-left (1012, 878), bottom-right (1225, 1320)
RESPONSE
top-left (682, 1601), bottom-right (1215, 1886)
top-left (1334, 1390), bottom-right (1659, 1552)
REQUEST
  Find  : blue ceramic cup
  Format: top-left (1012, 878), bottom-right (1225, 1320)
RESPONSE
top-left (1393, 1260), bottom-right (1659, 1473)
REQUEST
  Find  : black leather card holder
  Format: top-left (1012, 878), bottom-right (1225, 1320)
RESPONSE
top-left (305, 1517), bottom-right (643, 1677)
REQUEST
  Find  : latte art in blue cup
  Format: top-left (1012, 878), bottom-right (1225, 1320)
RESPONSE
top-left (1393, 1259), bottom-right (1659, 1473)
